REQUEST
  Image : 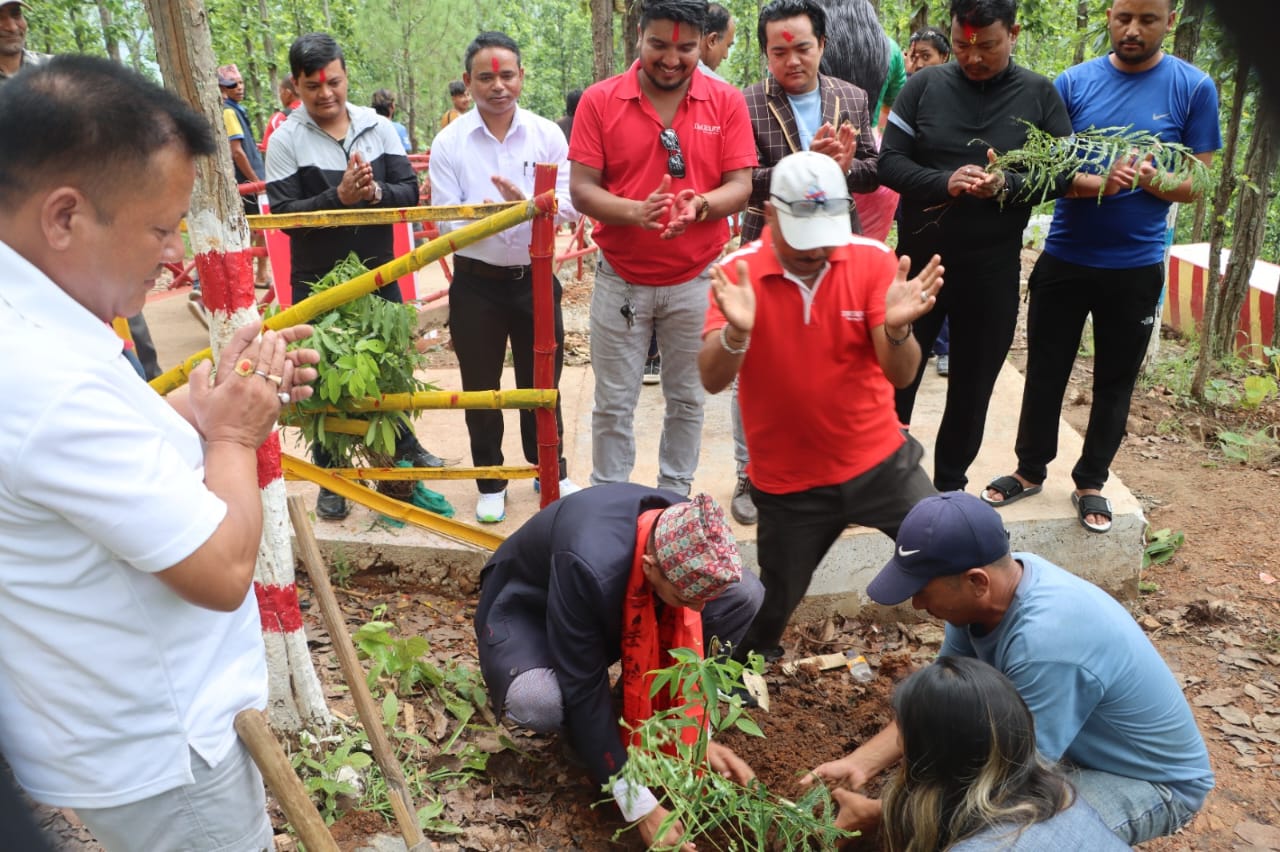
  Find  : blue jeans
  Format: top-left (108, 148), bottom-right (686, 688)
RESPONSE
top-left (589, 258), bottom-right (711, 495)
top-left (1068, 767), bottom-right (1197, 845)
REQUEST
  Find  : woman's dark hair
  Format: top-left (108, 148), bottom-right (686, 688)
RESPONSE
top-left (910, 26), bottom-right (952, 57)
top-left (757, 0), bottom-right (827, 53)
top-left (371, 88), bottom-right (395, 116)
top-left (565, 88), bottom-right (583, 117)
top-left (289, 32), bottom-right (344, 79)
top-left (950, 0), bottom-right (1018, 31)
top-left (815, 0), bottom-right (889, 106)
top-left (447, 80), bottom-right (467, 97)
top-left (881, 657), bottom-right (1073, 852)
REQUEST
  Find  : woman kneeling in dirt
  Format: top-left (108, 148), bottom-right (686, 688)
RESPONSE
top-left (878, 657), bottom-right (1126, 851)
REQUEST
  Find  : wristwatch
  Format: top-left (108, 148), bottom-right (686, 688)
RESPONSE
top-left (695, 194), bottom-right (711, 222)
top-left (370, 181), bottom-right (383, 205)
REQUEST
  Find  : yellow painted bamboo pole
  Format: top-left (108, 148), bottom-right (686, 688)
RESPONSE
top-left (149, 195), bottom-right (546, 396)
top-left (283, 464), bottom-right (537, 482)
top-left (282, 455), bottom-right (505, 551)
top-left (289, 388), bottom-right (558, 414)
top-left (246, 202), bottom-right (518, 230)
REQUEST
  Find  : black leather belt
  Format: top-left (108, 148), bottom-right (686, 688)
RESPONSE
top-left (454, 255), bottom-right (532, 280)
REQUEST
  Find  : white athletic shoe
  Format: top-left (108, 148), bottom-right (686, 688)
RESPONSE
top-left (475, 490), bottom-right (507, 523)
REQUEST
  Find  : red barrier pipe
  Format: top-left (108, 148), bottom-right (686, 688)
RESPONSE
top-left (531, 164), bottom-right (560, 507)
top-left (239, 180), bottom-right (266, 197)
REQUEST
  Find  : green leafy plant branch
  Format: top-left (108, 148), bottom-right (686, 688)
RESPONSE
top-left (273, 253), bottom-right (435, 470)
top-left (983, 121), bottom-right (1214, 206)
top-left (610, 645), bottom-right (853, 851)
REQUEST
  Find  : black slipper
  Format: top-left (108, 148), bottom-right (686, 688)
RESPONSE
top-left (980, 475), bottom-right (1043, 507)
top-left (1071, 492), bottom-right (1113, 533)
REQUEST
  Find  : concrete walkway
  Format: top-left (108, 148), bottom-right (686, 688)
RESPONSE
top-left (141, 261), bottom-right (1143, 618)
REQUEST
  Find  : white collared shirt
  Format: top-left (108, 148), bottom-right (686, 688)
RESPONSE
top-left (0, 240), bottom-right (266, 808)
top-left (429, 105), bottom-right (578, 268)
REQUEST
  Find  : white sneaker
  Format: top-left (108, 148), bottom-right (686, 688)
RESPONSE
top-left (558, 478), bottom-right (583, 497)
top-left (475, 490), bottom-right (507, 523)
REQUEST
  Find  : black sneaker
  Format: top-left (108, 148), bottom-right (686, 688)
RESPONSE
top-left (730, 476), bottom-right (758, 525)
top-left (397, 444), bottom-right (446, 468)
top-left (316, 488), bottom-right (349, 520)
top-left (643, 355), bottom-right (661, 385)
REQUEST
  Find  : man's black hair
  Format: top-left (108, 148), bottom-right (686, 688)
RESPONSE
top-left (371, 88), bottom-right (395, 117)
top-left (0, 55), bottom-right (215, 209)
top-left (279, 74), bottom-right (298, 94)
top-left (289, 32), bottom-right (344, 79)
top-left (639, 0), bottom-right (708, 36)
top-left (565, 88), bottom-right (583, 116)
top-left (705, 3), bottom-right (732, 38)
top-left (950, 0), bottom-right (1017, 31)
top-left (447, 80), bottom-right (467, 97)
top-left (464, 31), bottom-right (522, 75)
top-left (758, 0), bottom-right (827, 53)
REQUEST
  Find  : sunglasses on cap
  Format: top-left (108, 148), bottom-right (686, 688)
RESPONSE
top-left (769, 193), bottom-right (853, 216)
top-left (659, 128), bottom-right (686, 180)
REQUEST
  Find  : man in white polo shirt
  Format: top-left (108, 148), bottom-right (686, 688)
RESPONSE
top-left (0, 57), bottom-right (319, 850)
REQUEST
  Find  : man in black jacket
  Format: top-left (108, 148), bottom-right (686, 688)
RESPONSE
top-left (267, 32), bottom-right (445, 519)
top-left (879, 0), bottom-right (1072, 492)
top-left (474, 484), bottom-right (763, 849)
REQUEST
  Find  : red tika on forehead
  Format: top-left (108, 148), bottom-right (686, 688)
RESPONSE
top-left (317, 68), bottom-right (327, 83)
top-left (672, 22), bottom-right (679, 41)
top-left (491, 56), bottom-right (499, 73)
top-left (963, 23), bottom-right (979, 44)
top-left (782, 28), bottom-right (795, 42)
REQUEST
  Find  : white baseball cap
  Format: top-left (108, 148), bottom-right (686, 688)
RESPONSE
top-left (768, 151), bottom-right (853, 251)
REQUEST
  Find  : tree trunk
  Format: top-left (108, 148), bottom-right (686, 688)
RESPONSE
top-left (1073, 0), bottom-right (1088, 66)
top-left (96, 0), bottom-right (120, 62)
top-left (622, 0), bottom-right (642, 68)
top-left (1190, 55), bottom-right (1248, 398)
top-left (590, 0), bottom-right (614, 83)
top-left (1211, 100), bottom-right (1278, 358)
top-left (258, 0), bottom-right (277, 108)
top-left (1191, 194), bottom-right (1207, 243)
top-left (144, 0), bottom-right (332, 734)
top-left (910, 4), bottom-right (930, 33)
top-left (1172, 0), bottom-right (1206, 63)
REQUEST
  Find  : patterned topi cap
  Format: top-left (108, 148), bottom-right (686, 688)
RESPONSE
top-left (654, 493), bottom-right (743, 603)
top-left (216, 63), bottom-right (242, 87)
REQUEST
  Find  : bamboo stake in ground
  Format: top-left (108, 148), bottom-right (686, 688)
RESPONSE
top-left (234, 708), bottom-right (339, 852)
top-left (286, 495), bottom-right (433, 852)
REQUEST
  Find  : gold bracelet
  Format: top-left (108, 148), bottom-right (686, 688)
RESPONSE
top-left (719, 324), bottom-right (749, 355)
top-left (885, 322), bottom-right (912, 346)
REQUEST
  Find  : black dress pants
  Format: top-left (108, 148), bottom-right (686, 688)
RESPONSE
top-left (894, 240), bottom-right (1022, 492)
top-left (449, 257), bottom-right (566, 494)
top-left (1013, 252), bottom-right (1164, 491)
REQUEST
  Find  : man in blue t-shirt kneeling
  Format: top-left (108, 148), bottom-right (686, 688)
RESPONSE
top-left (981, 0), bottom-right (1221, 534)
top-left (806, 492), bottom-right (1213, 845)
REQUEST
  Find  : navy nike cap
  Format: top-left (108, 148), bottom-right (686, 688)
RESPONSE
top-left (867, 492), bottom-right (1011, 605)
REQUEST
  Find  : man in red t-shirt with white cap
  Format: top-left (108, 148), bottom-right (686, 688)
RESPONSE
top-left (699, 150), bottom-right (942, 662)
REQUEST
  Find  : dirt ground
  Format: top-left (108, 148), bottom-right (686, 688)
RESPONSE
top-left (29, 255), bottom-right (1280, 851)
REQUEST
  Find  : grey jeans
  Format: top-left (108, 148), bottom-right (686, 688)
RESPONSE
top-left (589, 258), bottom-right (712, 495)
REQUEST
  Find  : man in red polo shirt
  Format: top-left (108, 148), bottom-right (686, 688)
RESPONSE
top-left (569, 0), bottom-right (755, 497)
top-left (699, 150), bottom-right (942, 662)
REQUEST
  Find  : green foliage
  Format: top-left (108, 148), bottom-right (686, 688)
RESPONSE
top-left (985, 122), bottom-right (1213, 206)
top-left (351, 620), bottom-right (492, 745)
top-left (290, 728), bottom-right (375, 825)
top-left (273, 253), bottom-right (431, 468)
top-left (612, 645), bottom-right (852, 851)
top-left (1142, 527), bottom-right (1185, 570)
top-left (1216, 426), bottom-right (1280, 467)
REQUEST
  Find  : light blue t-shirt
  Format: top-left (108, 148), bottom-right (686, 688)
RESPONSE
top-left (948, 796), bottom-right (1127, 851)
top-left (786, 87), bottom-right (822, 152)
top-left (940, 553), bottom-right (1214, 810)
top-left (1044, 54), bottom-right (1221, 268)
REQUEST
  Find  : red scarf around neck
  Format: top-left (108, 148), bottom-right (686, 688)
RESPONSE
top-left (619, 509), bottom-right (705, 750)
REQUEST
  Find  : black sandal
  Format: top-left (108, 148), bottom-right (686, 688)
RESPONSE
top-left (980, 475), bottom-right (1043, 507)
top-left (1071, 492), bottom-right (1113, 534)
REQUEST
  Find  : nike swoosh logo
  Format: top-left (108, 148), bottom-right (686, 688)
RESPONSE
top-left (1153, 112), bottom-right (1170, 120)
top-left (898, 547), bottom-right (921, 556)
